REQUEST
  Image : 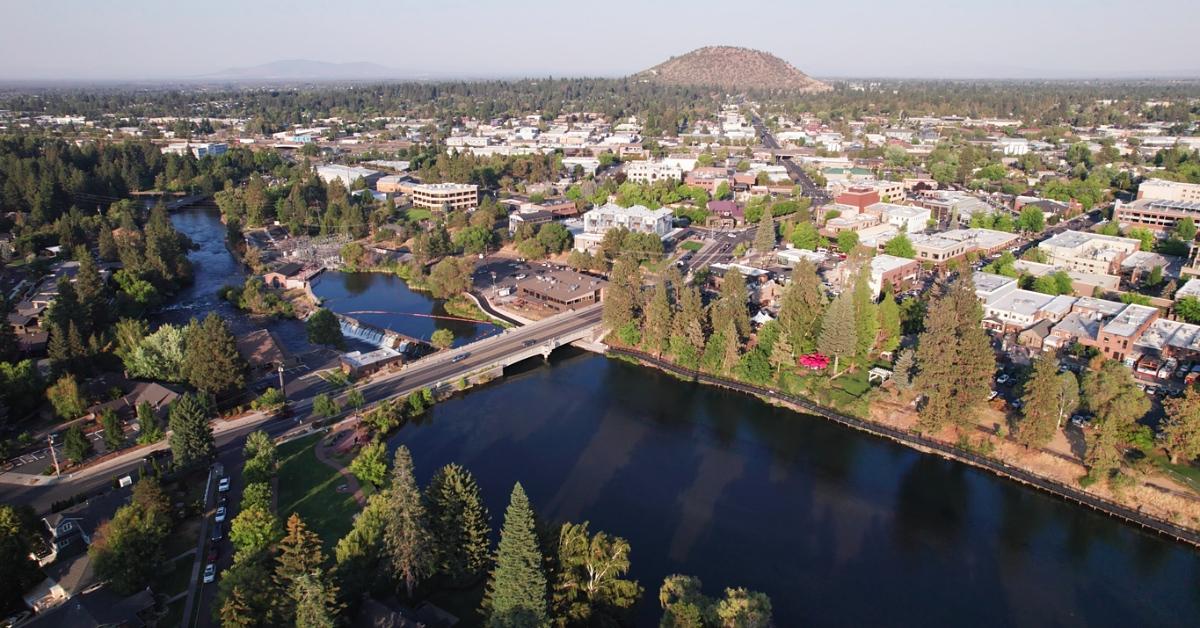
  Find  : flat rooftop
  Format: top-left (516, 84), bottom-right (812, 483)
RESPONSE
top-left (1101, 303), bottom-right (1158, 338)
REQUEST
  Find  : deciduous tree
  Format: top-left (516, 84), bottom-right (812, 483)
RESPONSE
top-left (551, 522), bottom-right (642, 626)
top-left (306, 308), bottom-right (345, 349)
top-left (1162, 387), bottom-right (1200, 465)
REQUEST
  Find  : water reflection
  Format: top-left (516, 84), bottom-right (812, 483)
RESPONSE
top-left (388, 356), bottom-right (1200, 626)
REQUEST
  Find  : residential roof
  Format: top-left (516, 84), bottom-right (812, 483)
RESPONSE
top-left (25, 585), bottom-right (154, 628)
top-left (236, 329), bottom-right (289, 369)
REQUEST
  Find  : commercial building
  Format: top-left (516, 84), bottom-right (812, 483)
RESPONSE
top-left (582, 203), bottom-right (674, 237)
top-left (910, 228), bottom-right (1019, 264)
top-left (834, 186), bottom-right (881, 211)
top-left (912, 190), bottom-right (993, 225)
top-left (411, 182), bottom-right (479, 212)
top-left (997, 137), bottom-right (1030, 156)
top-left (515, 269), bottom-right (607, 312)
top-left (315, 165), bottom-right (383, 188)
top-left (1038, 230), bottom-right (1141, 275)
top-left (1113, 197), bottom-right (1200, 233)
top-left (164, 141), bottom-right (228, 158)
top-left (625, 160), bottom-right (683, 184)
top-left (865, 202), bottom-right (931, 233)
top-left (867, 254), bottom-right (920, 298)
top-left (684, 167), bottom-right (732, 193)
top-left (1137, 179), bottom-right (1200, 203)
top-left (1097, 303), bottom-right (1158, 363)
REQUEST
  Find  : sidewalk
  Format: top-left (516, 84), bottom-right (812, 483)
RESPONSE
top-left (0, 408), bottom-right (272, 487)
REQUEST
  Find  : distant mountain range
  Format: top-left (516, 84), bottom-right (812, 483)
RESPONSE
top-left (634, 46), bottom-right (831, 92)
top-left (200, 59), bottom-right (410, 81)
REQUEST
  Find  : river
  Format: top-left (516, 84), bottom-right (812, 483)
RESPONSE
top-left (170, 206), bottom-right (1200, 626)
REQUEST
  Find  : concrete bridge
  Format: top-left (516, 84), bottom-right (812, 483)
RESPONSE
top-left (347, 303), bottom-right (605, 405)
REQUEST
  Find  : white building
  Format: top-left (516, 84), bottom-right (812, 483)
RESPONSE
top-left (315, 165), bottom-right (382, 188)
top-left (164, 142), bottom-right (227, 158)
top-left (997, 137), bottom-right (1030, 156)
top-left (1038, 230), bottom-right (1141, 276)
top-left (411, 183), bottom-right (478, 212)
top-left (625, 161), bottom-right (683, 184)
top-left (1137, 179), bottom-right (1200, 204)
top-left (866, 203), bottom-right (930, 233)
top-left (582, 203), bottom-right (673, 236)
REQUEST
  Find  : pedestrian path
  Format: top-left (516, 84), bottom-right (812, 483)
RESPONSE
top-left (313, 423), bottom-right (367, 507)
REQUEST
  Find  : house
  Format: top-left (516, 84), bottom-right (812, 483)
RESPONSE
top-left (236, 329), bottom-right (295, 377)
top-left (24, 584), bottom-right (155, 628)
top-left (706, 200), bottom-right (743, 229)
top-left (89, 382), bottom-right (180, 422)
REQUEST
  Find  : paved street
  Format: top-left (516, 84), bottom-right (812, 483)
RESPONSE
top-left (0, 304), bottom-right (604, 512)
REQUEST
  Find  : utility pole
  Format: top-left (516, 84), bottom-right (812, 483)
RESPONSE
top-left (48, 434), bottom-right (61, 476)
top-left (277, 363), bottom-right (287, 402)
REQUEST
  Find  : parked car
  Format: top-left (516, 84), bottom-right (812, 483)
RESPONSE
top-left (996, 374), bottom-right (1010, 385)
top-left (215, 506), bottom-right (227, 523)
top-left (207, 544), bottom-right (219, 562)
top-left (217, 477), bottom-right (230, 493)
top-left (210, 524), bottom-right (223, 542)
top-left (203, 563), bottom-right (216, 584)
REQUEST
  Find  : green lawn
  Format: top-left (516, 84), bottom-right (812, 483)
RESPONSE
top-left (161, 598), bottom-right (185, 628)
top-left (679, 240), bottom-right (703, 252)
top-left (1150, 453), bottom-right (1200, 495)
top-left (405, 207), bottom-right (433, 222)
top-left (276, 434), bottom-right (361, 551)
top-left (158, 554), bottom-right (195, 598)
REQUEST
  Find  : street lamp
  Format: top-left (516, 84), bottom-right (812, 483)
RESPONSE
top-left (277, 363), bottom-right (287, 403)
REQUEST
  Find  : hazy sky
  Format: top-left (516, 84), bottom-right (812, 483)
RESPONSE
top-left (3, 0), bottom-right (1197, 80)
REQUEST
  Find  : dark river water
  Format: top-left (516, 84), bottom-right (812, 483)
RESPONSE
top-left (171, 206), bottom-right (1200, 627)
top-left (309, 271), bottom-right (501, 348)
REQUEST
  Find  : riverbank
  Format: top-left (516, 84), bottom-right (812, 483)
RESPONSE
top-left (608, 346), bottom-right (1200, 549)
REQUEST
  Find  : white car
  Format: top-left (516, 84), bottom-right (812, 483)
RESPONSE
top-left (203, 563), bottom-right (216, 584)
top-left (217, 477), bottom-right (230, 493)
top-left (215, 506), bottom-right (227, 523)
top-left (996, 374), bottom-right (1010, 385)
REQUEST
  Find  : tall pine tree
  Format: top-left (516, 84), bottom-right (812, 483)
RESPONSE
top-left (168, 393), bottom-right (214, 468)
top-left (183, 312), bottom-right (247, 398)
top-left (485, 483), bottom-right (549, 628)
top-left (426, 463), bottom-right (492, 585)
top-left (642, 279), bottom-right (673, 355)
top-left (817, 291), bottom-right (857, 375)
top-left (384, 446), bottom-right (434, 598)
top-left (777, 260), bottom-right (825, 353)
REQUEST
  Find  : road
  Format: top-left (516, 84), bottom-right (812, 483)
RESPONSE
top-left (0, 304), bottom-right (604, 512)
top-left (751, 112), bottom-right (831, 206)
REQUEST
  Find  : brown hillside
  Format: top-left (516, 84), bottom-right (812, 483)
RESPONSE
top-left (634, 46), bottom-right (830, 92)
